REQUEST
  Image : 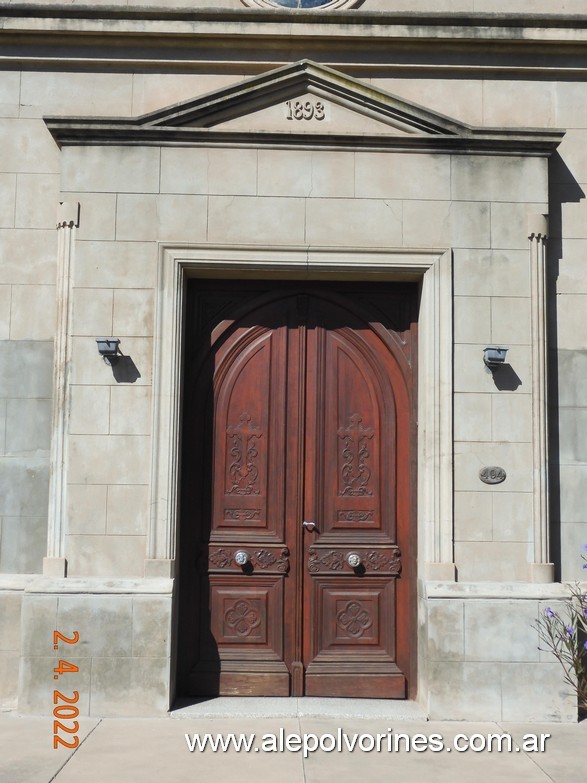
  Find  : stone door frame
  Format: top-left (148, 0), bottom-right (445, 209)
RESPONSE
top-left (146, 244), bottom-right (455, 589)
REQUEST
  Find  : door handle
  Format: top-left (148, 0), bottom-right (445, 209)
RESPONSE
top-left (302, 521), bottom-right (317, 532)
top-left (346, 552), bottom-right (362, 568)
top-left (234, 550), bottom-right (250, 566)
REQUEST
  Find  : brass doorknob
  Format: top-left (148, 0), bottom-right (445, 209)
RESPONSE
top-left (346, 552), bottom-right (362, 568)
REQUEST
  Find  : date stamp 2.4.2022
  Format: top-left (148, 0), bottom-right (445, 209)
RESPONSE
top-left (52, 630), bottom-right (80, 749)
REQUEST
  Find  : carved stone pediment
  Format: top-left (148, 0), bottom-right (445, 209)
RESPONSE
top-left (45, 59), bottom-right (562, 154)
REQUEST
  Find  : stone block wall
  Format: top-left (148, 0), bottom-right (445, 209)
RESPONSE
top-left (0, 580), bottom-right (27, 708)
top-left (18, 580), bottom-right (173, 716)
top-left (550, 126), bottom-right (587, 580)
top-left (424, 584), bottom-right (577, 721)
top-left (0, 70), bottom-right (249, 578)
top-left (0, 17), bottom-right (586, 717)
top-left (4, 66), bottom-right (581, 585)
top-left (57, 139), bottom-right (547, 583)
top-left (370, 72), bottom-right (587, 582)
top-left (2, 64), bottom-right (584, 582)
top-left (0, 97), bottom-right (60, 575)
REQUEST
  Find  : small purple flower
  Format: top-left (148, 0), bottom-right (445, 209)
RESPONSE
top-left (582, 543), bottom-right (587, 552)
top-left (565, 626), bottom-right (575, 636)
top-left (545, 607), bottom-right (556, 618)
top-left (584, 641), bottom-right (587, 651)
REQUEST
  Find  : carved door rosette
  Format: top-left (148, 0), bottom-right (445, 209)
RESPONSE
top-left (308, 546), bottom-right (401, 575)
top-left (206, 545), bottom-right (290, 574)
top-left (224, 599), bottom-right (262, 638)
top-left (336, 600), bottom-right (373, 639)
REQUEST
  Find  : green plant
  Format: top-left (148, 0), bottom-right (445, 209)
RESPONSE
top-left (535, 546), bottom-right (587, 708)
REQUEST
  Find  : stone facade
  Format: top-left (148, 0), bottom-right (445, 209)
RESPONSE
top-left (0, 2), bottom-right (585, 720)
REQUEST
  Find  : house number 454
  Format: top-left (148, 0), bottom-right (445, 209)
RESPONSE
top-left (286, 100), bottom-right (326, 120)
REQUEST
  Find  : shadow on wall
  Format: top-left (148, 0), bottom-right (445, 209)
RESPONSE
top-left (548, 152), bottom-right (585, 580)
top-left (488, 364), bottom-right (522, 392)
top-left (112, 354), bottom-right (141, 384)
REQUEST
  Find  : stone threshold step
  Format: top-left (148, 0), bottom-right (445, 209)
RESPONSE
top-left (170, 697), bottom-right (428, 720)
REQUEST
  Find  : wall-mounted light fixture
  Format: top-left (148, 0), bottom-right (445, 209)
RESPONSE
top-left (96, 338), bottom-right (120, 365)
top-left (483, 346), bottom-right (508, 369)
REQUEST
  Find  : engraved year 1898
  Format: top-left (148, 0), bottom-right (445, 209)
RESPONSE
top-left (286, 100), bottom-right (326, 121)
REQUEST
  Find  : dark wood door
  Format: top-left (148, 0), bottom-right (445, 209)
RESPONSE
top-left (178, 281), bottom-right (417, 699)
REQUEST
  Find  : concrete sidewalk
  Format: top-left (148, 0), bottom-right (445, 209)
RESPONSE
top-left (1, 701), bottom-right (584, 783)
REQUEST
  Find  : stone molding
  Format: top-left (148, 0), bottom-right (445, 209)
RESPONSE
top-left (5, 7), bottom-right (587, 35)
top-left (528, 214), bottom-right (554, 584)
top-left (56, 200), bottom-right (80, 229)
top-left (0, 575), bottom-right (36, 591)
top-left (44, 60), bottom-right (563, 156)
top-left (149, 244), bottom-right (455, 581)
top-left (6, 10), bottom-right (587, 75)
top-left (118, 59), bottom-right (467, 134)
top-left (46, 127), bottom-right (563, 156)
top-left (44, 202), bottom-right (80, 578)
top-left (425, 581), bottom-right (574, 600)
top-left (24, 577), bottom-right (173, 595)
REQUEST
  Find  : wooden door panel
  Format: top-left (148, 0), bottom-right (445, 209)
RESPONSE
top-left (186, 298), bottom-right (293, 696)
top-left (310, 581), bottom-right (396, 655)
top-left (212, 326), bottom-right (288, 542)
top-left (308, 545), bottom-right (402, 576)
top-left (303, 297), bottom-right (408, 697)
top-left (322, 330), bottom-right (395, 540)
top-left (305, 671), bottom-right (406, 699)
top-left (207, 544), bottom-right (290, 574)
top-left (180, 282), bottom-right (416, 700)
top-left (190, 571), bottom-right (290, 696)
top-left (210, 577), bottom-right (284, 658)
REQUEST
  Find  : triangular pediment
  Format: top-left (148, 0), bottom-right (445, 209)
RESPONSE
top-left (202, 92), bottom-right (419, 135)
top-left (138, 60), bottom-right (469, 136)
top-left (45, 60), bottom-right (564, 155)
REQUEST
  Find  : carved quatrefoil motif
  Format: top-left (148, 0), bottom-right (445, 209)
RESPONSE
top-left (225, 599), bottom-right (261, 637)
top-left (336, 601), bottom-right (373, 638)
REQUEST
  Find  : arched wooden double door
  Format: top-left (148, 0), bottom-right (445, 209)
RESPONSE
top-left (178, 281), bottom-right (417, 699)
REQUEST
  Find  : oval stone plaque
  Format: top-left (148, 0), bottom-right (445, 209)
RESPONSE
top-left (479, 466), bottom-right (507, 485)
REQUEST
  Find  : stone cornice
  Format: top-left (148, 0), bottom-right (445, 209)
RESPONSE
top-left (44, 124), bottom-right (564, 155)
top-left (44, 59), bottom-right (565, 153)
top-left (3, 6), bottom-right (587, 32)
top-left (4, 6), bottom-right (587, 76)
top-left (3, 6), bottom-right (587, 42)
